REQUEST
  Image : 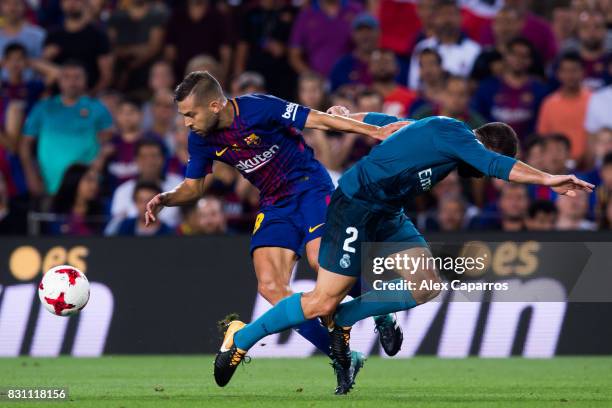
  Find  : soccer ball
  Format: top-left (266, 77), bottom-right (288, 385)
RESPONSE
top-left (38, 265), bottom-right (90, 316)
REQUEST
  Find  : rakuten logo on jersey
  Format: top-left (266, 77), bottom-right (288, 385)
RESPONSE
top-left (235, 145), bottom-right (280, 173)
top-left (282, 102), bottom-right (298, 121)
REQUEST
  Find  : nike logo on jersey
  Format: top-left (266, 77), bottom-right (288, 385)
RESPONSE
top-left (308, 223), bottom-right (325, 233)
top-left (216, 147), bottom-right (229, 156)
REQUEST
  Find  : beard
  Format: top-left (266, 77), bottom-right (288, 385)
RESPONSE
top-left (582, 39), bottom-right (603, 52)
top-left (65, 10), bottom-right (83, 20)
top-left (193, 115), bottom-right (219, 135)
top-left (373, 72), bottom-right (395, 82)
top-left (457, 162), bottom-right (484, 178)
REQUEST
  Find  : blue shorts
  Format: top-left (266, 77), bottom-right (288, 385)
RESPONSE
top-left (250, 186), bottom-right (333, 257)
top-left (318, 189), bottom-right (428, 277)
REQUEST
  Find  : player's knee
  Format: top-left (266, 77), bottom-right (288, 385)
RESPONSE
top-left (316, 298), bottom-right (339, 317)
top-left (302, 292), bottom-right (338, 319)
top-left (415, 268), bottom-right (442, 304)
top-left (257, 279), bottom-right (291, 305)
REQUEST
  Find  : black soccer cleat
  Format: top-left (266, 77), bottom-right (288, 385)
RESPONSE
top-left (329, 325), bottom-right (352, 370)
top-left (375, 314), bottom-right (403, 356)
top-left (331, 358), bottom-right (353, 395)
top-left (214, 320), bottom-right (248, 387)
top-left (331, 350), bottom-right (366, 395)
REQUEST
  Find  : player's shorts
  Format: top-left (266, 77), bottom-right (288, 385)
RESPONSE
top-left (250, 185), bottom-right (332, 257)
top-left (318, 189), bottom-right (428, 277)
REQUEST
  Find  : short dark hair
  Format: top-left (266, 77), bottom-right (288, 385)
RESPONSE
top-left (543, 133), bottom-right (571, 151)
top-left (602, 151), bottom-right (612, 168)
top-left (135, 138), bottom-right (165, 158)
top-left (174, 70), bottom-right (223, 104)
top-left (61, 59), bottom-right (86, 72)
top-left (507, 37), bottom-right (533, 52)
top-left (524, 134), bottom-right (544, 154)
top-left (435, 0), bottom-right (458, 9)
top-left (118, 97), bottom-right (142, 111)
top-left (133, 181), bottom-right (162, 201)
top-left (3, 42), bottom-right (26, 58)
top-left (419, 48), bottom-right (443, 65)
top-left (528, 200), bottom-right (557, 219)
top-left (356, 89), bottom-right (383, 102)
top-left (474, 122), bottom-right (519, 158)
top-left (557, 51), bottom-right (583, 69)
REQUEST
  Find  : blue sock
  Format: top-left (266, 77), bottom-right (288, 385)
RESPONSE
top-left (295, 320), bottom-right (331, 357)
top-left (348, 278), bottom-right (387, 323)
top-left (334, 279), bottom-right (418, 327)
top-left (235, 293), bottom-right (308, 350)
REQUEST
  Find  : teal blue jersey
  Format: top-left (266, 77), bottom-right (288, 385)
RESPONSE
top-left (338, 114), bottom-right (517, 213)
top-left (24, 95), bottom-right (113, 193)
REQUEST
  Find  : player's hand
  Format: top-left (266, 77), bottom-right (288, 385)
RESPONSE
top-left (326, 105), bottom-right (351, 117)
top-left (545, 174), bottom-right (595, 197)
top-left (144, 194), bottom-right (164, 226)
top-left (374, 121), bottom-right (411, 140)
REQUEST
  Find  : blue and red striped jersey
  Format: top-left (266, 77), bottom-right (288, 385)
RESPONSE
top-left (186, 94), bottom-right (333, 206)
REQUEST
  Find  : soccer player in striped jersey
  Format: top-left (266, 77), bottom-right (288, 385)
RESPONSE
top-left (144, 72), bottom-right (406, 391)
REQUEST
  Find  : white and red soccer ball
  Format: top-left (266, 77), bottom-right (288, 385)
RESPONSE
top-left (38, 265), bottom-right (90, 316)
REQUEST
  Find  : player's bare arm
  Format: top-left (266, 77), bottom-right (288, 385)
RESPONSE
top-left (144, 177), bottom-right (204, 226)
top-left (325, 106), bottom-right (412, 139)
top-left (305, 109), bottom-right (407, 141)
top-left (508, 161), bottom-right (594, 196)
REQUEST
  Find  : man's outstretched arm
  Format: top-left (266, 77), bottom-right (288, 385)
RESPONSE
top-left (323, 106), bottom-right (412, 137)
top-left (508, 161), bottom-right (594, 196)
top-left (305, 109), bottom-right (408, 141)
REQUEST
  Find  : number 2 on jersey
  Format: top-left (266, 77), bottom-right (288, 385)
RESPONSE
top-left (343, 227), bottom-right (358, 253)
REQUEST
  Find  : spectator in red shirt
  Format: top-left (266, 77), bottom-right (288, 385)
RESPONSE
top-left (369, 48), bottom-right (416, 117)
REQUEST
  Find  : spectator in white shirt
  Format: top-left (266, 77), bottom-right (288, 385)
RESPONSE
top-left (106, 138), bottom-right (182, 234)
top-left (0, 0), bottom-right (45, 58)
top-left (585, 85), bottom-right (612, 136)
top-left (409, 0), bottom-right (481, 90)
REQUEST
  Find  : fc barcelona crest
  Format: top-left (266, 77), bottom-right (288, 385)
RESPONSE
top-left (244, 133), bottom-right (260, 145)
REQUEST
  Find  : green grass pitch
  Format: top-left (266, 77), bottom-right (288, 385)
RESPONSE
top-left (0, 356), bottom-right (611, 407)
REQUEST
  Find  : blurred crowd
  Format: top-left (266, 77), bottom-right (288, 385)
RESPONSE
top-left (2, 0), bottom-right (612, 237)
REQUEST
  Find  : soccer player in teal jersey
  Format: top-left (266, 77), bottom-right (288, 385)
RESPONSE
top-left (214, 110), bottom-right (595, 394)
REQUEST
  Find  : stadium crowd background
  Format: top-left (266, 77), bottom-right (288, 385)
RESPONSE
top-left (1, 0), bottom-right (612, 237)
